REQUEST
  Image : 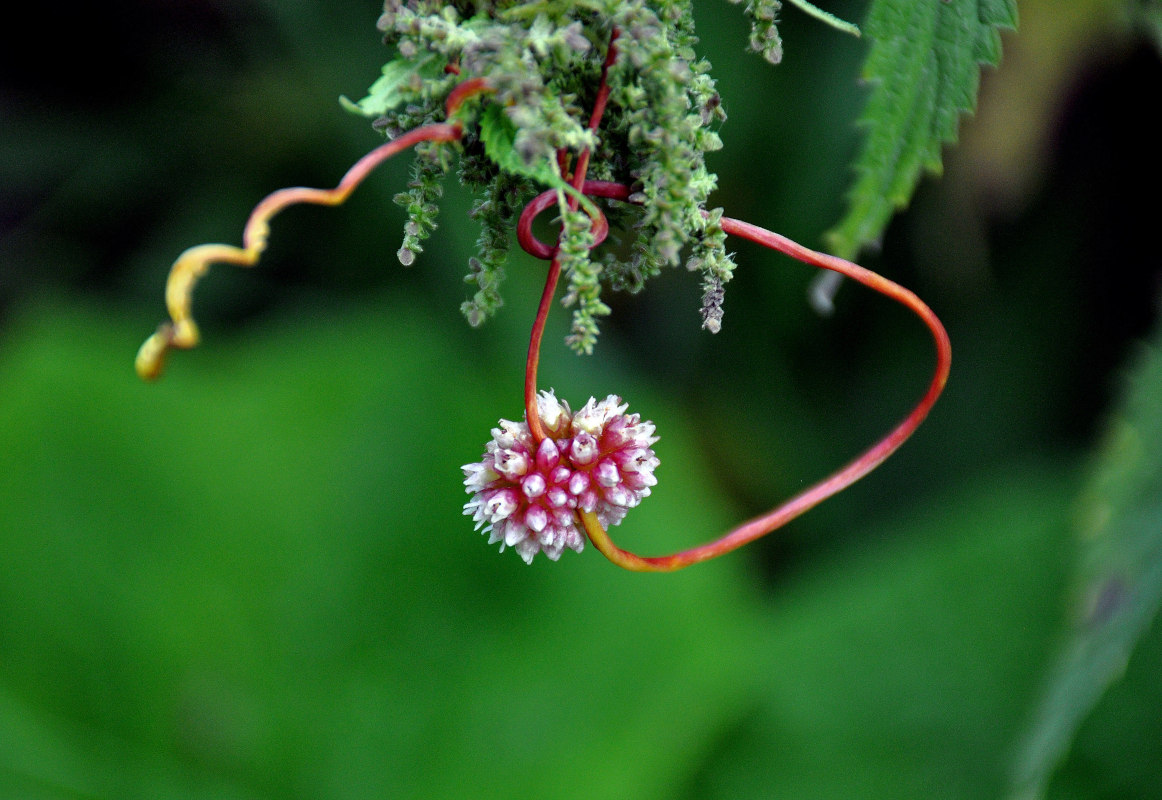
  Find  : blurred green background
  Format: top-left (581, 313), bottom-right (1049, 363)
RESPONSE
top-left (3, 1), bottom-right (1161, 798)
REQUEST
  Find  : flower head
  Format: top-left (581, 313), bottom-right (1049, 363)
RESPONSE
top-left (463, 390), bottom-right (659, 563)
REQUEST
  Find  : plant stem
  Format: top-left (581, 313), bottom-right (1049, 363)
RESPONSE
top-left (524, 29), bottom-right (620, 443)
top-left (579, 211), bottom-right (951, 572)
top-left (135, 78), bottom-right (509, 382)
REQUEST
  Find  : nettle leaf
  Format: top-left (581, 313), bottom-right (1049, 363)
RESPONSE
top-left (340, 54), bottom-right (443, 117)
top-left (1009, 334), bottom-right (1162, 799)
top-left (478, 103), bottom-right (598, 215)
top-left (478, 103), bottom-right (563, 188)
top-left (827, 0), bottom-right (1017, 259)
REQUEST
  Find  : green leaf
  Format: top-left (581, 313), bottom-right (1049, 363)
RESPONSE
top-left (478, 102), bottom-right (563, 188)
top-left (826, 0), bottom-right (1017, 259)
top-left (478, 103), bottom-right (600, 216)
top-left (340, 54), bottom-right (443, 117)
top-left (1009, 334), bottom-right (1162, 800)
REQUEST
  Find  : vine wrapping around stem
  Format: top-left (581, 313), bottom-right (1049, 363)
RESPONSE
top-left (523, 28), bottom-right (621, 445)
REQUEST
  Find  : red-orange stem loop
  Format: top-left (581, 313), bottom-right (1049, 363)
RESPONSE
top-left (514, 177), bottom-right (950, 570)
top-left (522, 29), bottom-right (621, 444)
top-left (582, 210), bottom-right (951, 571)
top-left (516, 189), bottom-right (612, 260)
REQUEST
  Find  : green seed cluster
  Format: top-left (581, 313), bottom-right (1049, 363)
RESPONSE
top-left (348, 1), bottom-right (784, 352)
top-left (728, 0), bottom-right (784, 64)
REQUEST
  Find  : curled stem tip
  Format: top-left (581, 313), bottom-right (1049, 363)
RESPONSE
top-left (135, 121), bottom-right (465, 381)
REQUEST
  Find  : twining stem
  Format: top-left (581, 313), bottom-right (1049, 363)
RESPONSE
top-left (514, 176), bottom-right (949, 569)
top-left (136, 78), bottom-right (494, 381)
top-left (523, 28), bottom-right (620, 444)
top-left (579, 210), bottom-right (951, 572)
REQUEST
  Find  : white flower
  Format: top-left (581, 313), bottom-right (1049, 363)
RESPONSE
top-left (462, 391), bottom-right (584, 564)
top-left (564, 395), bottom-right (659, 528)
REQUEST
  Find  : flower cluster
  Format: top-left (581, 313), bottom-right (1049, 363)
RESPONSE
top-left (349, 0), bottom-right (737, 352)
top-left (462, 391), bottom-right (659, 563)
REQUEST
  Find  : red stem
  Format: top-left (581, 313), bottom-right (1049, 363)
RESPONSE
top-left (577, 201), bottom-right (951, 571)
top-left (514, 177), bottom-right (949, 569)
top-left (524, 29), bottom-right (620, 443)
top-left (137, 77), bottom-right (497, 382)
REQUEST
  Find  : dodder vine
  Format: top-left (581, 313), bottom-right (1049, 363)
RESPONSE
top-left (136, 1), bottom-right (950, 570)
